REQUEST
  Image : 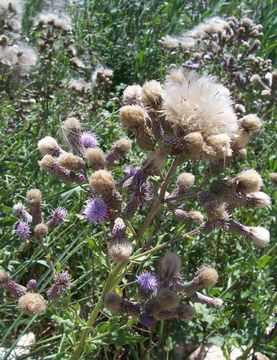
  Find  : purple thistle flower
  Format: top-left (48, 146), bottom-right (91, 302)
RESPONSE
top-left (112, 217), bottom-right (125, 239)
top-left (46, 271), bottom-right (71, 300)
top-left (14, 221), bottom-right (31, 239)
top-left (139, 313), bottom-right (154, 328)
top-left (0, 270), bottom-right (26, 298)
top-left (83, 198), bottom-right (108, 224)
top-left (124, 167), bottom-right (139, 177)
top-left (136, 271), bottom-right (159, 294)
top-left (48, 207), bottom-right (67, 230)
top-left (75, 173), bottom-right (86, 183)
top-left (26, 279), bottom-right (37, 291)
top-left (81, 132), bottom-right (98, 149)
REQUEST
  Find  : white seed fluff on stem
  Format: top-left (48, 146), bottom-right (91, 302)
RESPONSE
top-left (246, 226), bottom-right (270, 246)
top-left (163, 70), bottom-right (238, 138)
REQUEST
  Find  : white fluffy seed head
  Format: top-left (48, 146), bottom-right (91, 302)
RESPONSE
top-left (122, 85), bottom-right (142, 105)
top-left (241, 114), bottom-right (262, 133)
top-left (177, 172), bottom-right (195, 188)
top-left (163, 70), bottom-right (238, 139)
top-left (37, 136), bottom-right (60, 156)
top-left (141, 80), bottom-right (164, 108)
top-left (247, 192), bottom-right (271, 208)
top-left (234, 169), bottom-right (263, 194)
top-left (247, 226), bottom-right (270, 246)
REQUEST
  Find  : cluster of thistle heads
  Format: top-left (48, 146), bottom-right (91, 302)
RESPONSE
top-left (0, 0), bottom-right (113, 96)
top-left (0, 267), bottom-right (71, 316)
top-left (0, 188), bottom-right (72, 315)
top-left (160, 16), bottom-right (276, 105)
top-left (105, 252), bottom-right (222, 327)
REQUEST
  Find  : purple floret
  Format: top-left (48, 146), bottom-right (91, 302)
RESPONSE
top-left (14, 221), bottom-right (31, 239)
top-left (136, 271), bottom-right (159, 294)
top-left (83, 198), bottom-right (108, 224)
top-left (139, 313), bottom-right (154, 328)
top-left (81, 132), bottom-right (98, 149)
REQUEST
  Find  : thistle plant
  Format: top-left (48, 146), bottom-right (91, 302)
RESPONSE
top-left (1, 3), bottom-right (275, 358)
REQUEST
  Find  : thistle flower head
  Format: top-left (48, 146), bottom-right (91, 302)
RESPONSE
top-left (0, 269), bottom-right (26, 297)
top-left (120, 105), bottom-right (146, 130)
top-left (89, 170), bottom-right (115, 193)
top-left (112, 217), bottom-right (125, 239)
top-left (85, 148), bottom-right (106, 170)
top-left (35, 12), bottom-right (72, 31)
top-left (14, 221), bottom-right (31, 239)
top-left (18, 293), bottom-right (47, 315)
top-left (204, 133), bottom-right (232, 160)
top-left (141, 80), bottom-right (164, 108)
top-left (246, 192), bottom-right (271, 208)
top-left (163, 70), bottom-right (238, 139)
top-left (83, 198), bottom-right (108, 224)
top-left (246, 226), bottom-right (270, 246)
top-left (161, 252), bottom-right (181, 280)
top-left (139, 313), bottom-right (154, 328)
top-left (196, 267), bottom-right (218, 288)
top-left (58, 153), bottom-right (84, 170)
top-left (13, 202), bottom-right (32, 222)
top-left (34, 223), bottom-right (48, 238)
top-left (183, 132), bottom-right (204, 159)
top-left (177, 304), bottom-right (196, 321)
top-left (177, 172), bottom-right (195, 188)
top-left (91, 66), bottom-right (113, 86)
top-left (37, 136), bottom-right (62, 157)
top-left (49, 207), bottom-right (67, 227)
top-left (234, 169), bottom-right (263, 194)
top-left (155, 288), bottom-right (180, 311)
top-left (46, 271), bottom-right (71, 300)
top-left (104, 292), bottom-right (124, 314)
top-left (123, 85), bottom-right (142, 105)
top-left (241, 114), bottom-right (262, 133)
top-left (124, 167), bottom-right (139, 177)
top-left (81, 132), bottom-right (98, 149)
top-left (136, 271), bottom-right (159, 294)
top-left (26, 189), bottom-right (42, 205)
top-left (108, 238), bottom-right (133, 263)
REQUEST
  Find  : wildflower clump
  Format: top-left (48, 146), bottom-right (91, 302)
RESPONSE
top-left (104, 253), bottom-right (222, 327)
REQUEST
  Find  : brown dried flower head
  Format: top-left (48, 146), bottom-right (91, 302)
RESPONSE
top-left (18, 293), bottom-right (47, 315)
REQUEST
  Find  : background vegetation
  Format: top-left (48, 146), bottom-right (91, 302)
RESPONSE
top-left (0, 0), bottom-right (276, 358)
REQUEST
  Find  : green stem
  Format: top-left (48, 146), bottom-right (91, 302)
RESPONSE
top-left (71, 261), bottom-right (126, 359)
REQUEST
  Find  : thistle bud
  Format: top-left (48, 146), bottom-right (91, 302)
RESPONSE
top-left (120, 105), bottom-right (146, 130)
top-left (123, 85), bottom-right (142, 105)
top-left (18, 293), bottom-right (47, 315)
top-left (161, 252), bottom-right (181, 280)
top-left (241, 114), bottom-right (262, 133)
top-left (108, 238), bottom-right (133, 262)
top-left (183, 132), bottom-right (204, 160)
top-left (245, 226), bottom-right (270, 246)
top-left (27, 189), bottom-right (43, 227)
top-left (13, 202), bottom-right (32, 223)
top-left (192, 292), bottom-right (223, 308)
top-left (177, 304), bottom-right (196, 321)
top-left (184, 267), bottom-right (218, 296)
top-left (244, 192), bottom-right (271, 208)
top-left (232, 129), bottom-right (250, 150)
top-left (250, 74), bottom-right (262, 87)
top-left (123, 184), bottom-right (151, 219)
top-left (63, 117), bottom-right (84, 155)
top-left (112, 217), bottom-right (126, 239)
top-left (26, 279), bottom-right (37, 292)
top-left (0, 269), bottom-right (26, 298)
top-left (233, 169), bottom-right (263, 194)
top-left (37, 136), bottom-right (64, 157)
top-left (47, 207), bottom-right (67, 230)
top-left (104, 293), bottom-right (124, 314)
top-left (177, 172), bottom-right (195, 188)
top-left (46, 271), bottom-right (71, 300)
top-left (204, 134), bottom-right (232, 160)
top-left (34, 223), bottom-right (48, 238)
top-left (39, 155), bottom-right (73, 183)
top-left (85, 148), bottom-right (106, 170)
top-left (174, 209), bottom-right (204, 224)
top-left (141, 80), bottom-right (164, 109)
top-left (105, 138), bottom-right (132, 168)
top-left (155, 288), bottom-right (180, 311)
top-left (57, 153), bottom-right (85, 170)
top-left (269, 173), bottom-right (277, 186)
